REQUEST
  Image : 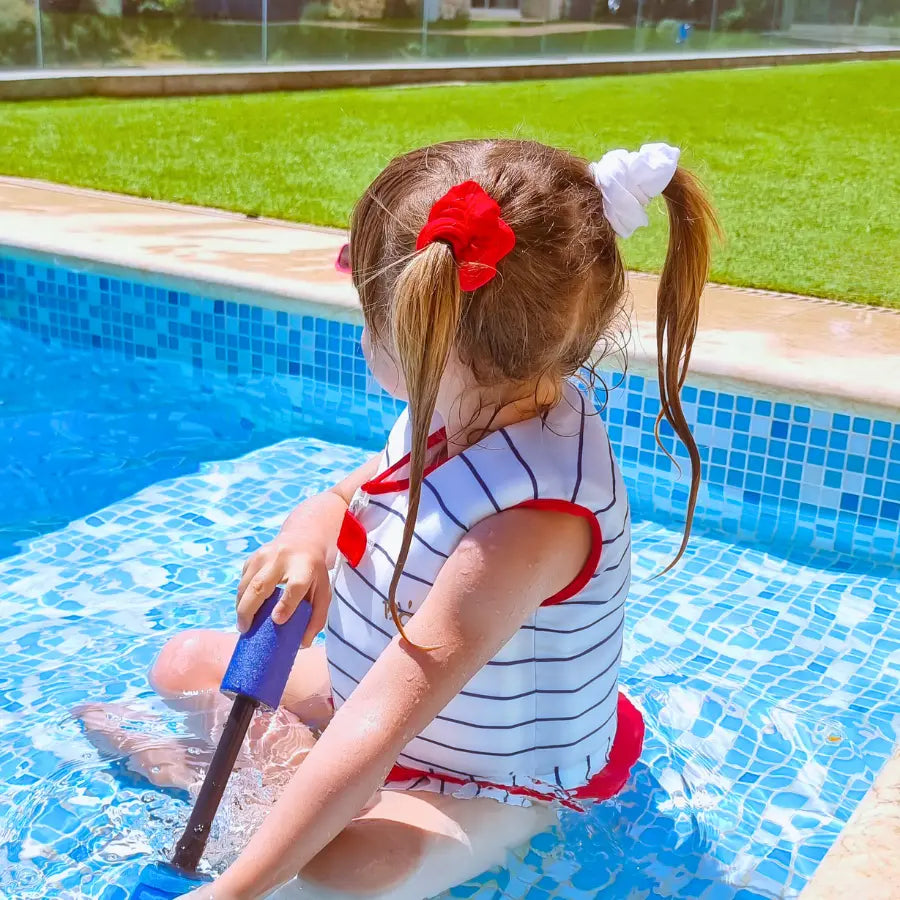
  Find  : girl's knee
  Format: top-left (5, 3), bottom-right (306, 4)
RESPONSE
top-left (149, 629), bottom-right (235, 696)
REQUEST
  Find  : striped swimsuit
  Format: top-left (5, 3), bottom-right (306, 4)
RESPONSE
top-left (327, 381), bottom-right (643, 810)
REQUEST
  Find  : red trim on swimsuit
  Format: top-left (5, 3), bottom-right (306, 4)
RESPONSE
top-left (337, 510), bottom-right (367, 568)
top-left (512, 499), bottom-right (603, 606)
top-left (386, 764), bottom-right (585, 812)
top-left (385, 693), bottom-right (644, 811)
top-left (572, 692), bottom-right (644, 801)
top-left (361, 428), bottom-right (448, 495)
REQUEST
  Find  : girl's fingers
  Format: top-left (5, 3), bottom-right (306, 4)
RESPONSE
top-left (237, 553), bottom-right (266, 603)
top-left (235, 546), bottom-right (329, 640)
top-left (301, 575), bottom-right (331, 648)
top-left (236, 563), bottom-right (280, 633)
top-left (271, 575), bottom-right (312, 626)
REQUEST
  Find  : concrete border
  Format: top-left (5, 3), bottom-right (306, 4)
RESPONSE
top-left (10, 233), bottom-right (896, 421)
top-left (1, 46), bottom-right (898, 101)
top-left (800, 749), bottom-right (900, 900)
top-left (2, 176), bottom-right (899, 422)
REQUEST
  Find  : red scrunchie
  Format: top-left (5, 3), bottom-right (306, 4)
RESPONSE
top-left (415, 181), bottom-right (515, 292)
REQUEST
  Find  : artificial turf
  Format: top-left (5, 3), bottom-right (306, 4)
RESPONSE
top-left (1, 60), bottom-right (897, 306)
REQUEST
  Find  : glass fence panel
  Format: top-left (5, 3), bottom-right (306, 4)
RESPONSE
top-left (1, 0), bottom-right (897, 71)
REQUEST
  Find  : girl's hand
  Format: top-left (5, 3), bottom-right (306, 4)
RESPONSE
top-left (236, 537), bottom-right (331, 646)
top-left (232, 455), bottom-right (380, 645)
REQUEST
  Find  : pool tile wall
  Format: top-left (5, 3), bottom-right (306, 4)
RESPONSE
top-left (2, 249), bottom-right (898, 564)
top-left (607, 377), bottom-right (900, 564)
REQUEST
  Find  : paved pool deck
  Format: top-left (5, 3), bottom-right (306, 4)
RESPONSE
top-left (0, 177), bottom-right (898, 897)
top-left (0, 176), bottom-right (897, 418)
top-left (801, 751), bottom-right (900, 900)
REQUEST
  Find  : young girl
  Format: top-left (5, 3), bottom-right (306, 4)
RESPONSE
top-left (133, 138), bottom-right (715, 899)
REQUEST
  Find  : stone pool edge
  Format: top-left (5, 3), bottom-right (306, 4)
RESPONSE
top-left (11, 234), bottom-right (899, 424)
top-left (2, 181), bottom-right (900, 422)
top-left (800, 750), bottom-right (900, 900)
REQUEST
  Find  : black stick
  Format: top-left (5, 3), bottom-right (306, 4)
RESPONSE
top-left (170, 694), bottom-right (258, 874)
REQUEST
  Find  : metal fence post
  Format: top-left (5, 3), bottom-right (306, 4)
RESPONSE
top-left (422, 0), bottom-right (435, 59)
top-left (635, 0), bottom-right (644, 51)
top-left (262, 0), bottom-right (268, 63)
top-left (35, 0), bottom-right (44, 68)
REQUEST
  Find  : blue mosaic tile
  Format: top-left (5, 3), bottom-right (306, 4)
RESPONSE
top-left (0, 250), bottom-right (403, 454)
top-left (602, 370), bottom-right (900, 564)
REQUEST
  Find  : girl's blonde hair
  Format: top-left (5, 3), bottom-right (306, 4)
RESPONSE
top-left (350, 139), bottom-right (719, 639)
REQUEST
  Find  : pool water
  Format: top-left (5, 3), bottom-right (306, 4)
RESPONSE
top-left (1, 286), bottom-right (899, 899)
top-left (0, 323), bottom-right (315, 561)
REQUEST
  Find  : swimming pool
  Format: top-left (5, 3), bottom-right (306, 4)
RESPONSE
top-left (0, 248), bottom-right (898, 900)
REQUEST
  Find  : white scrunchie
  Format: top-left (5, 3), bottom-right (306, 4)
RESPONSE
top-left (588, 142), bottom-right (681, 239)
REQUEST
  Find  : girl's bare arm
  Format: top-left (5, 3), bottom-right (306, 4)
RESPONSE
top-left (213, 505), bottom-right (590, 899)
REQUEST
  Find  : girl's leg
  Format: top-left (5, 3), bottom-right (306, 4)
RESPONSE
top-left (270, 791), bottom-right (558, 900)
top-left (76, 702), bottom-right (318, 791)
top-left (77, 629), bottom-right (332, 790)
top-left (149, 629), bottom-right (334, 728)
top-left (76, 703), bottom-right (207, 790)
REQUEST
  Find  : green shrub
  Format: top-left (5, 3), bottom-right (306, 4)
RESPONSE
top-left (301, 1), bottom-right (331, 20)
top-left (719, 0), bottom-right (772, 32)
top-left (655, 17), bottom-right (680, 37)
top-left (0, 0), bottom-right (31, 29)
top-left (0, 0), bottom-right (37, 66)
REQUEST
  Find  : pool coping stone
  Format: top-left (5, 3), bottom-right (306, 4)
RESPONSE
top-left (1, 176), bottom-right (897, 421)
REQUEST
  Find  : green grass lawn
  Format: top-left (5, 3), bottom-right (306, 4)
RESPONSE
top-left (0, 61), bottom-right (897, 307)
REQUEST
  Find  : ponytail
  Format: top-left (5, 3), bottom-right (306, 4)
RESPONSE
top-left (351, 142), bottom-right (718, 594)
top-left (387, 241), bottom-right (462, 643)
top-left (656, 167), bottom-right (721, 570)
